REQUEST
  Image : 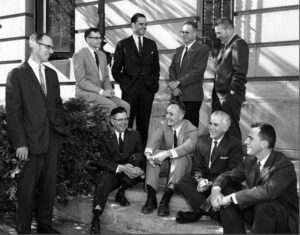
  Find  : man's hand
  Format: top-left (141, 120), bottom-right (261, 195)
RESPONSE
top-left (145, 152), bottom-right (156, 168)
top-left (171, 88), bottom-right (182, 97)
top-left (152, 150), bottom-right (170, 163)
top-left (119, 164), bottom-right (136, 178)
top-left (168, 81), bottom-right (179, 90)
top-left (132, 166), bottom-right (144, 178)
top-left (16, 146), bottom-right (28, 160)
top-left (102, 89), bottom-right (114, 98)
top-left (211, 186), bottom-right (223, 211)
top-left (197, 178), bottom-right (212, 192)
top-left (221, 195), bottom-right (232, 207)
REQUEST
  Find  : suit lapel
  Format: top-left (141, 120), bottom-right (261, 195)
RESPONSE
top-left (205, 136), bottom-right (212, 167)
top-left (217, 34), bottom-right (240, 63)
top-left (177, 121), bottom-right (187, 146)
top-left (111, 132), bottom-right (120, 156)
top-left (210, 134), bottom-right (228, 166)
top-left (84, 48), bottom-right (99, 75)
top-left (257, 151), bottom-right (276, 184)
top-left (123, 130), bottom-right (129, 157)
top-left (129, 36), bottom-right (140, 56)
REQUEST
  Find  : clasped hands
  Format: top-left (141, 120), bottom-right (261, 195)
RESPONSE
top-left (168, 81), bottom-right (182, 97)
top-left (194, 175), bottom-right (213, 192)
top-left (119, 163), bottom-right (144, 179)
top-left (210, 187), bottom-right (232, 211)
top-left (145, 150), bottom-right (170, 168)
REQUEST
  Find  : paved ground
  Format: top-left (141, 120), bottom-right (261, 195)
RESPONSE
top-left (0, 218), bottom-right (130, 235)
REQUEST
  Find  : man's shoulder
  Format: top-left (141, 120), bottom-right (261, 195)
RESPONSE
top-left (73, 47), bottom-right (88, 57)
top-left (183, 119), bottom-right (198, 132)
top-left (193, 41), bottom-right (209, 50)
top-left (144, 36), bottom-right (156, 44)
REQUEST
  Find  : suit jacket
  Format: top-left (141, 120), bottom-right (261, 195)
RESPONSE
top-left (192, 133), bottom-right (243, 182)
top-left (98, 129), bottom-right (145, 173)
top-left (213, 151), bottom-right (299, 233)
top-left (146, 119), bottom-right (197, 158)
top-left (213, 34), bottom-right (249, 100)
top-left (112, 36), bottom-right (160, 95)
top-left (169, 41), bottom-right (209, 101)
top-left (6, 62), bottom-right (66, 154)
top-left (73, 47), bottom-right (112, 102)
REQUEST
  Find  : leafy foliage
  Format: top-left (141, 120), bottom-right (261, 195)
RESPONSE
top-left (0, 98), bottom-right (110, 218)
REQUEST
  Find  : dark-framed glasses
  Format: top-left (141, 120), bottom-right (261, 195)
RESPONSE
top-left (180, 31), bottom-right (190, 35)
top-left (36, 41), bottom-right (54, 51)
top-left (88, 37), bottom-right (101, 40)
top-left (113, 118), bottom-right (129, 122)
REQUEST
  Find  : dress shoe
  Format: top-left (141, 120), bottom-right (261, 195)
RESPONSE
top-left (36, 224), bottom-right (61, 234)
top-left (176, 209), bottom-right (207, 224)
top-left (115, 188), bottom-right (130, 206)
top-left (141, 196), bottom-right (157, 214)
top-left (90, 217), bottom-right (101, 234)
top-left (157, 201), bottom-right (170, 216)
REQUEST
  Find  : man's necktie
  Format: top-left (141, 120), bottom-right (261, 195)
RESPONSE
top-left (138, 36), bottom-right (143, 56)
top-left (118, 132), bottom-right (124, 154)
top-left (255, 161), bottom-right (261, 182)
top-left (38, 65), bottom-right (47, 95)
top-left (208, 140), bottom-right (218, 168)
top-left (173, 130), bottom-right (177, 148)
top-left (181, 47), bottom-right (188, 66)
top-left (94, 51), bottom-right (99, 68)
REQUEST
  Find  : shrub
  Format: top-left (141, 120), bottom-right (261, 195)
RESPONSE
top-left (0, 98), bottom-right (110, 218)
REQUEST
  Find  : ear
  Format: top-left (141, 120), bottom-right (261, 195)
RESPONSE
top-left (261, 140), bottom-right (269, 149)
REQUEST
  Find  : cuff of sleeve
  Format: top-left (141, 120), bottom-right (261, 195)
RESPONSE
top-left (99, 89), bottom-right (104, 95)
top-left (116, 165), bottom-right (121, 173)
top-left (230, 193), bottom-right (238, 204)
top-left (169, 149), bottom-right (178, 158)
top-left (144, 148), bottom-right (153, 155)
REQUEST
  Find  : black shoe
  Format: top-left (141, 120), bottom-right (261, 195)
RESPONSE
top-left (36, 224), bottom-right (61, 234)
top-left (176, 209), bottom-right (206, 224)
top-left (115, 188), bottom-right (130, 207)
top-left (157, 201), bottom-right (170, 216)
top-left (90, 217), bottom-right (101, 234)
top-left (141, 196), bottom-right (157, 214)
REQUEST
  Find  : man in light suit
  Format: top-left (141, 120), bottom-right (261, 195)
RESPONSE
top-left (112, 13), bottom-right (160, 145)
top-left (211, 123), bottom-right (299, 234)
top-left (90, 107), bottom-right (146, 234)
top-left (168, 21), bottom-right (209, 127)
top-left (6, 32), bottom-right (67, 234)
top-left (174, 111), bottom-right (243, 224)
top-left (73, 28), bottom-right (129, 116)
top-left (212, 18), bottom-right (249, 140)
top-left (141, 101), bottom-right (197, 217)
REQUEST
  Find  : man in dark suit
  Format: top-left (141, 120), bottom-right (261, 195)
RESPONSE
top-left (90, 107), bottom-right (146, 234)
top-left (112, 13), bottom-right (160, 145)
top-left (212, 18), bottom-right (249, 140)
top-left (141, 101), bottom-right (197, 217)
top-left (168, 21), bottom-right (209, 127)
top-left (211, 123), bottom-right (299, 234)
top-left (174, 111), bottom-right (243, 223)
top-left (5, 32), bottom-right (67, 234)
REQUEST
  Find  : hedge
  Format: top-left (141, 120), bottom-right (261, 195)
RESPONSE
top-left (0, 98), bottom-right (110, 218)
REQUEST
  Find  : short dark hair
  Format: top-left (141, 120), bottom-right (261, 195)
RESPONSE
top-left (215, 18), bottom-right (234, 29)
top-left (251, 122), bottom-right (276, 149)
top-left (168, 100), bottom-right (186, 115)
top-left (84, 28), bottom-right (100, 41)
top-left (183, 20), bottom-right (198, 30)
top-left (110, 106), bottom-right (127, 117)
top-left (131, 13), bottom-right (146, 23)
top-left (29, 32), bottom-right (50, 42)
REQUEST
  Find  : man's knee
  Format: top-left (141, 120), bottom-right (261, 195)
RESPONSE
top-left (254, 200), bottom-right (277, 216)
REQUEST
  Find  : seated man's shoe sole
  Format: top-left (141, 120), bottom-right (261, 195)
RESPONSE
top-left (36, 224), bottom-right (61, 234)
top-left (157, 204), bottom-right (170, 217)
top-left (90, 218), bottom-right (101, 234)
top-left (176, 210), bottom-right (204, 224)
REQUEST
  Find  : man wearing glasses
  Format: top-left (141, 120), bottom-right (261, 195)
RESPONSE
top-left (90, 107), bottom-right (146, 234)
top-left (73, 28), bottom-right (130, 117)
top-left (6, 32), bottom-right (67, 234)
top-left (168, 21), bottom-right (209, 128)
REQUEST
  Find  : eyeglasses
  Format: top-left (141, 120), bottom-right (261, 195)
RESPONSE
top-left (88, 37), bottom-right (101, 40)
top-left (36, 41), bottom-right (54, 51)
top-left (180, 31), bottom-right (190, 35)
top-left (113, 118), bottom-right (129, 122)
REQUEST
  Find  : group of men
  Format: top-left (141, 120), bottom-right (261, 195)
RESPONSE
top-left (5, 11), bottom-right (298, 235)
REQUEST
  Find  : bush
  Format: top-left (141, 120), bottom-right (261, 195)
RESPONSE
top-left (0, 98), bottom-right (110, 218)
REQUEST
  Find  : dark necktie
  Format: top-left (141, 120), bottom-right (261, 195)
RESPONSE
top-left (38, 65), bottom-right (47, 95)
top-left (118, 132), bottom-right (123, 154)
top-left (255, 161), bottom-right (261, 182)
top-left (94, 51), bottom-right (99, 68)
top-left (209, 140), bottom-right (218, 168)
top-left (173, 130), bottom-right (177, 148)
top-left (138, 36), bottom-right (143, 56)
top-left (181, 47), bottom-right (188, 65)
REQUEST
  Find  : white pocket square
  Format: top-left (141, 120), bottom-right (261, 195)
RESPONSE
top-left (220, 156), bottom-right (228, 159)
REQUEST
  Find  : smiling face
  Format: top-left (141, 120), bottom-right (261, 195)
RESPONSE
top-left (208, 114), bottom-right (227, 140)
top-left (181, 24), bottom-right (197, 45)
top-left (86, 31), bottom-right (101, 50)
top-left (132, 16), bottom-right (147, 36)
top-left (215, 24), bottom-right (231, 44)
top-left (244, 127), bottom-right (266, 156)
top-left (110, 111), bottom-right (129, 133)
top-left (166, 104), bottom-right (184, 128)
top-left (33, 35), bottom-right (54, 63)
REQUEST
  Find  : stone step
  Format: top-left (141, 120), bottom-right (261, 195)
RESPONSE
top-left (54, 183), bottom-right (223, 234)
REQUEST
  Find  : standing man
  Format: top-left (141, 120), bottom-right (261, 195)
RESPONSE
top-left (174, 111), bottom-right (243, 224)
top-left (6, 32), bottom-right (67, 234)
top-left (168, 21), bottom-right (209, 127)
top-left (141, 101), bottom-right (197, 217)
top-left (73, 28), bottom-right (129, 116)
top-left (112, 13), bottom-right (160, 145)
top-left (211, 123), bottom-right (299, 234)
top-left (90, 107), bottom-right (146, 234)
top-left (212, 18), bottom-right (249, 140)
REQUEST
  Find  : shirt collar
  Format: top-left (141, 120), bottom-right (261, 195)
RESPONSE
top-left (258, 152), bottom-right (271, 168)
top-left (28, 58), bottom-right (44, 70)
top-left (87, 45), bottom-right (97, 56)
top-left (172, 122), bottom-right (183, 135)
top-left (212, 135), bottom-right (225, 146)
top-left (225, 33), bottom-right (237, 47)
top-left (184, 40), bottom-right (196, 50)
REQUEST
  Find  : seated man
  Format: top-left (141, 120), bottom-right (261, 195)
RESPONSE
top-left (90, 107), bottom-right (146, 234)
top-left (141, 101), bottom-right (198, 216)
top-left (211, 123), bottom-right (299, 234)
top-left (73, 28), bottom-right (130, 116)
top-left (174, 111), bottom-right (243, 223)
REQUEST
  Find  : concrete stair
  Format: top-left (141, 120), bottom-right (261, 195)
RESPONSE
top-left (54, 183), bottom-right (223, 234)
